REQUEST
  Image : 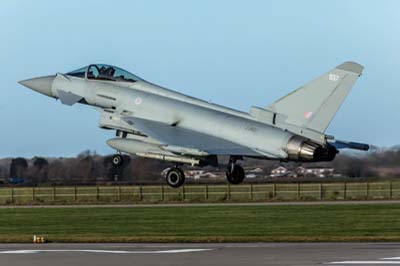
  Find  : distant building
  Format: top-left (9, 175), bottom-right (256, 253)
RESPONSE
top-left (249, 167), bottom-right (264, 173)
top-left (301, 167), bottom-right (334, 178)
top-left (162, 165), bottom-right (335, 180)
top-left (270, 166), bottom-right (291, 177)
top-left (270, 166), bottom-right (335, 178)
top-left (186, 170), bottom-right (222, 179)
top-left (162, 168), bottom-right (224, 180)
top-left (295, 166), bottom-right (306, 176)
top-left (246, 167), bottom-right (266, 178)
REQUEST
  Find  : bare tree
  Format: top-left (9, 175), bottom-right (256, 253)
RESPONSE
top-left (9, 157), bottom-right (28, 180)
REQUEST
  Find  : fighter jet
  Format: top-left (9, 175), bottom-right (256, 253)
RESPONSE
top-left (19, 62), bottom-right (369, 187)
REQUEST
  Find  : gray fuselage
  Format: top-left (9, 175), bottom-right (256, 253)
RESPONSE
top-left (52, 75), bottom-right (293, 158)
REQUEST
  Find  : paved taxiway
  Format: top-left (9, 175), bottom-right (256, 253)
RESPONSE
top-left (0, 243), bottom-right (400, 266)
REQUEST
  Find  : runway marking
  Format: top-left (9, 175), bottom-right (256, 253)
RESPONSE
top-left (328, 257), bottom-right (400, 264)
top-left (0, 249), bottom-right (212, 254)
top-left (329, 262), bottom-right (400, 264)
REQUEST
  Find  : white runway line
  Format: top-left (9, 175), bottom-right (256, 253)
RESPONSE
top-left (0, 249), bottom-right (213, 254)
top-left (328, 257), bottom-right (400, 265)
top-left (329, 262), bottom-right (400, 264)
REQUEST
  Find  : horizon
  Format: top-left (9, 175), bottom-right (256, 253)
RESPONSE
top-left (1, 144), bottom-right (399, 160)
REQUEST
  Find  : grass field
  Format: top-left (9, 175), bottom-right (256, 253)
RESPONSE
top-left (0, 204), bottom-right (400, 242)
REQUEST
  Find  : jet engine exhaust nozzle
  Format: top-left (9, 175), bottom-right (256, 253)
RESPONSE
top-left (286, 136), bottom-right (337, 162)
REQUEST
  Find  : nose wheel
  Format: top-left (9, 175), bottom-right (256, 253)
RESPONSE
top-left (226, 159), bottom-right (245, 184)
top-left (112, 154), bottom-right (124, 167)
top-left (166, 167), bottom-right (185, 188)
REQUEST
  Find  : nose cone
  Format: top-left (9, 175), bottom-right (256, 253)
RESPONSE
top-left (18, 75), bottom-right (55, 97)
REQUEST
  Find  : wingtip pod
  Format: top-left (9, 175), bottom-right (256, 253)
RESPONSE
top-left (336, 61), bottom-right (364, 75)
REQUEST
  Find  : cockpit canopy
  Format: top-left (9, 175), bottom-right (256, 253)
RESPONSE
top-left (66, 64), bottom-right (142, 83)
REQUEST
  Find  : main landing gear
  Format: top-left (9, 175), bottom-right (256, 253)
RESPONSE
top-left (226, 157), bottom-right (245, 185)
top-left (112, 154), bottom-right (124, 167)
top-left (165, 166), bottom-right (185, 188)
top-left (112, 152), bottom-right (244, 187)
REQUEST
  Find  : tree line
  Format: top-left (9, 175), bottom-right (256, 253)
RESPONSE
top-left (0, 146), bottom-right (399, 186)
top-left (0, 150), bottom-right (167, 186)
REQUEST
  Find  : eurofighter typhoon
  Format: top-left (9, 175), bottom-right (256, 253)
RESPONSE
top-left (19, 62), bottom-right (369, 187)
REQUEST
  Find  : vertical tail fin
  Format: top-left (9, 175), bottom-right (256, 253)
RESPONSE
top-left (267, 61), bottom-right (363, 132)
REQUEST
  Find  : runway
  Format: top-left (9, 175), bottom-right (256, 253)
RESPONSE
top-left (1, 243), bottom-right (400, 266)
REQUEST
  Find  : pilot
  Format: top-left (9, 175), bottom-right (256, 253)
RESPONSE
top-left (99, 66), bottom-right (107, 76)
top-left (105, 67), bottom-right (115, 77)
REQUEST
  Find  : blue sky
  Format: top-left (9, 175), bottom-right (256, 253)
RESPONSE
top-left (1, 0), bottom-right (399, 157)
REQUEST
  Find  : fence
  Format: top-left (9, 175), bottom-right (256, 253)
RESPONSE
top-left (0, 182), bottom-right (399, 204)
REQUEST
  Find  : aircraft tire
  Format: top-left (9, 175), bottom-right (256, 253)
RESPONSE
top-left (112, 154), bottom-right (124, 167)
top-left (226, 164), bottom-right (245, 184)
top-left (166, 167), bottom-right (185, 188)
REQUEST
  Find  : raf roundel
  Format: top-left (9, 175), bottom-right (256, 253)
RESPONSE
top-left (134, 97), bottom-right (142, 105)
top-left (304, 111), bottom-right (313, 119)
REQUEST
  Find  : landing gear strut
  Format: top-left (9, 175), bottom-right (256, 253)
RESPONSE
top-left (166, 166), bottom-right (185, 188)
top-left (112, 154), bottom-right (124, 167)
top-left (226, 157), bottom-right (245, 184)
